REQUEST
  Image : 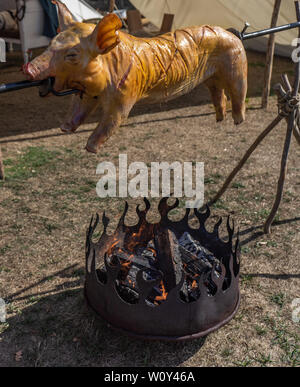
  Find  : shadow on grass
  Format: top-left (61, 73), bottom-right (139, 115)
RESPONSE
top-left (0, 104), bottom-right (262, 145)
top-left (5, 263), bottom-right (80, 303)
top-left (244, 272), bottom-right (300, 279)
top-left (0, 81), bottom-right (213, 139)
top-left (238, 217), bottom-right (300, 280)
top-left (1, 277), bottom-right (207, 366)
top-left (0, 110), bottom-right (217, 144)
top-left (238, 216), bottom-right (300, 247)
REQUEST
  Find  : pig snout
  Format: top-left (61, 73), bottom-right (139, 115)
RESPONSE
top-left (22, 52), bottom-right (54, 81)
top-left (22, 62), bottom-right (40, 80)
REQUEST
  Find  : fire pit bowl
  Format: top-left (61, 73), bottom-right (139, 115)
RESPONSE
top-left (84, 198), bottom-right (241, 341)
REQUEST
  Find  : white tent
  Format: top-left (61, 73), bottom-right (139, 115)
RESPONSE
top-left (59, 0), bottom-right (103, 21)
top-left (131, 0), bottom-right (298, 57)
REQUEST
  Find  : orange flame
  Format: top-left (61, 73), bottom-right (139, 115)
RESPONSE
top-left (191, 279), bottom-right (197, 289)
top-left (126, 225), bottom-right (150, 252)
top-left (147, 246), bottom-right (157, 257)
top-left (154, 281), bottom-right (168, 302)
top-left (107, 238), bottom-right (120, 255)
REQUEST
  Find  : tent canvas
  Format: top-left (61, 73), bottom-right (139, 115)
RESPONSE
top-left (59, 0), bottom-right (103, 21)
top-left (130, 0), bottom-right (298, 57)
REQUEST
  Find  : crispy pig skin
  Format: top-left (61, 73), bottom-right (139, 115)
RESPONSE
top-left (24, 3), bottom-right (247, 153)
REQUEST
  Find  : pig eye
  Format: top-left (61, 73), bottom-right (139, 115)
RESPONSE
top-left (65, 52), bottom-right (79, 61)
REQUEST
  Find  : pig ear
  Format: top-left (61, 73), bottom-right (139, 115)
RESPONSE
top-left (52, 0), bottom-right (75, 32)
top-left (90, 14), bottom-right (122, 54)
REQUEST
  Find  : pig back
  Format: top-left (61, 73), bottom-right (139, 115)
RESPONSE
top-left (127, 25), bottom-right (244, 103)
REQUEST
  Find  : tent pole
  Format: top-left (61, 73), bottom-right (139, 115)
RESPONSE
top-left (261, 0), bottom-right (282, 109)
top-left (109, 0), bottom-right (115, 13)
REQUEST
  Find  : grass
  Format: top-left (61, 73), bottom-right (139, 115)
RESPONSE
top-left (232, 182), bottom-right (246, 189)
top-left (2, 146), bottom-right (62, 181)
top-left (240, 274), bottom-right (253, 284)
top-left (221, 347), bottom-right (233, 358)
top-left (233, 357), bottom-right (254, 367)
top-left (211, 198), bottom-right (229, 210)
top-left (241, 246), bottom-right (251, 254)
top-left (270, 292), bottom-right (286, 308)
top-left (255, 325), bottom-right (267, 336)
top-left (267, 317), bottom-right (300, 366)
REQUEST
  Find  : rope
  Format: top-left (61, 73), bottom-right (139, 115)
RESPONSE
top-left (277, 92), bottom-right (300, 117)
top-left (277, 89), bottom-right (300, 144)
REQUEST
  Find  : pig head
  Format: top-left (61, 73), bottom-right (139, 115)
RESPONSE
top-left (23, 0), bottom-right (248, 154)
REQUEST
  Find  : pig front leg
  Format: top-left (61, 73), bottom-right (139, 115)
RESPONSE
top-left (85, 114), bottom-right (122, 154)
top-left (85, 102), bottom-right (134, 154)
top-left (61, 94), bottom-right (100, 133)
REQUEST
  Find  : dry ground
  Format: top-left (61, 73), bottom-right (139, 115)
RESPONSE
top-left (0, 48), bottom-right (299, 367)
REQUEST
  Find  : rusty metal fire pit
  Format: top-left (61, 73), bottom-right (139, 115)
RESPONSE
top-left (84, 198), bottom-right (240, 341)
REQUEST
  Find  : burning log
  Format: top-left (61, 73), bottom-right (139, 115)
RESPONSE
top-left (101, 225), bottom-right (224, 305)
top-left (154, 228), bottom-right (181, 293)
top-left (110, 243), bottom-right (162, 305)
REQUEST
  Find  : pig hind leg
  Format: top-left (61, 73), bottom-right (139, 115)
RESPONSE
top-left (205, 79), bottom-right (227, 122)
top-left (223, 54), bottom-right (247, 125)
top-left (226, 77), bottom-right (247, 125)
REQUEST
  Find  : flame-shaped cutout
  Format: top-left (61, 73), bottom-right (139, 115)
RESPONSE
top-left (158, 197), bottom-right (179, 220)
top-left (194, 205), bottom-right (211, 226)
top-left (182, 207), bottom-right (191, 222)
top-left (86, 214), bottom-right (99, 259)
top-left (226, 216), bottom-right (234, 244)
top-left (117, 201), bottom-right (129, 229)
top-left (197, 270), bottom-right (210, 298)
top-left (102, 211), bottom-right (110, 235)
top-left (169, 271), bottom-right (186, 303)
top-left (85, 197), bottom-right (241, 340)
top-left (168, 206), bottom-right (191, 228)
top-left (211, 262), bottom-right (226, 292)
top-left (104, 252), bottom-right (121, 283)
top-left (136, 197), bottom-right (151, 220)
top-left (233, 229), bottom-right (241, 276)
top-left (89, 246), bottom-right (96, 276)
top-left (88, 213), bottom-right (99, 239)
top-left (213, 217), bottom-right (223, 238)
